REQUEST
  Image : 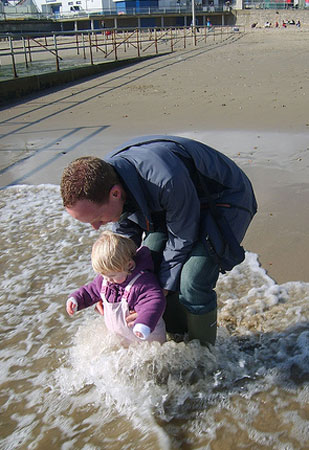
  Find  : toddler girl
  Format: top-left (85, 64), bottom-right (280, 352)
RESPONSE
top-left (66, 230), bottom-right (166, 343)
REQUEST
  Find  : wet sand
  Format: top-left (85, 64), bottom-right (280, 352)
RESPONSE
top-left (1, 27), bottom-right (309, 284)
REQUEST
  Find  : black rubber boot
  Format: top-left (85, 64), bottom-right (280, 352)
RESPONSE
top-left (186, 309), bottom-right (217, 346)
top-left (163, 292), bottom-right (188, 334)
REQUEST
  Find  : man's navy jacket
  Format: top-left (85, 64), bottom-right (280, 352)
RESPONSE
top-left (105, 135), bottom-right (257, 292)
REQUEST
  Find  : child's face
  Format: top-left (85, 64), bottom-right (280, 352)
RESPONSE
top-left (103, 259), bottom-right (135, 285)
top-left (104, 270), bottom-right (128, 284)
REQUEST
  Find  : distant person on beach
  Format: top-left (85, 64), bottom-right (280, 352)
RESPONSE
top-left (191, 18), bottom-right (200, 32)
top-left (66, 230), bottom-right (166, 344)
top-left (61, 135), bottom-right (257, 347)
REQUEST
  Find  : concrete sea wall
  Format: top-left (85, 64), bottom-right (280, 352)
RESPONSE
top-left (0, 55), bottom-right (160, 104)
top-left (234, 8), bottom-right (309, 27)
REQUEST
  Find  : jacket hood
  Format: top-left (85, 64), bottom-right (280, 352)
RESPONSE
top-left (105, 153), bottom-right (153, 231)
top-left (134, 246), bottom-right (154, 273)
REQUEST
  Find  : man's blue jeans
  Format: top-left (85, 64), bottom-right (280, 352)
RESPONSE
top-left (143, 232), bottom-right (219, 332)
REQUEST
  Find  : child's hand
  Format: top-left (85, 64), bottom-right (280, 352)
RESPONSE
top-left (134, 331), bottom-right (144, 339)
top-left (66, 297), bottom-right (78, 316)
top-left (94, 300), bottom-right (104, 315)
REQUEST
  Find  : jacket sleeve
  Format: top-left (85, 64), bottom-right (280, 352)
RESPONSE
top-left (131, 273), bottom-right (166, 332)
top-left (69, 275), bottom-right (102, 311)
top-left (157, 170), bottom-right (200, 291)
top-left (110, 218), bottom-right (143, 248)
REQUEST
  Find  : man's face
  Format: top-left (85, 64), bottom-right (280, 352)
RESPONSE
top-left (66, 187), bottom-right (124, 230)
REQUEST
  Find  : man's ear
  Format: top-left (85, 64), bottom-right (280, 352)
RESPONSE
top-left (110, 185), bottom-right (121, 199)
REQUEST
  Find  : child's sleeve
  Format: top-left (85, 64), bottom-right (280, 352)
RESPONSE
top-left (69, 275), bottom-right (102, 311)
top-left (132, 273), bottom-right (166, 332)
top-left (133, 323), bottom-right (151, 340)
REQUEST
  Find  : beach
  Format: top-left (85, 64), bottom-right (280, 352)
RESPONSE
top-left (1, 26), bottom-right (309, 449)
top-left (1, 27), bottom-right (309, 283)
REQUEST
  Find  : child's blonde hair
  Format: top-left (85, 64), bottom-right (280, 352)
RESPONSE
top-left (91, 230), bottom-right (137, 275)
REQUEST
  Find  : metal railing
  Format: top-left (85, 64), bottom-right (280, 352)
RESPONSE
top-left (0, 25), bottom-right (244, 80)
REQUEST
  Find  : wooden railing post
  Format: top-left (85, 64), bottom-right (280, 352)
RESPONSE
top-left (9, 35), bottom-right (18, 78)
top-left (82, 33), bottom-right (86, 59)
top-left (27, 37), bottom-right (32, 63)
top-left (53, 34), bottom-right (60, 71)
top-left (124, 30), bottom-right (127, 53)
top-left (113, 29), bottom-right (118, 60)
top-left (22, 37), bottom-right (28, 69)
top-left (155, 28), bottom-right (158, 54)
top-left (76, 33), bottom-right (80, 55)
top-left (136, 28), bottom-right (140, 57)
top-left (88, 33), bottom-right (93, 65)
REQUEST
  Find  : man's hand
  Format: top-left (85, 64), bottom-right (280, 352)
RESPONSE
top-left (126, 310), bottom-right (138, 328)
top-left (126, 290), bottom-right (168, 328)
top-left (94, 300), bottom-right (104, 315)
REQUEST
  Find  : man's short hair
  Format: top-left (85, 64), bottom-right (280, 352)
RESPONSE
top-left (61, 156), bottom-right (119, 207)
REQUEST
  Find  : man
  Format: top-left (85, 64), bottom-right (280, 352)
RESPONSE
top-left (61, 135), bottom-right (257, 346)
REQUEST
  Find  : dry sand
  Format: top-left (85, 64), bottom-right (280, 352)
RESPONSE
top-left (1, 27), bottom-right (309, 284)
